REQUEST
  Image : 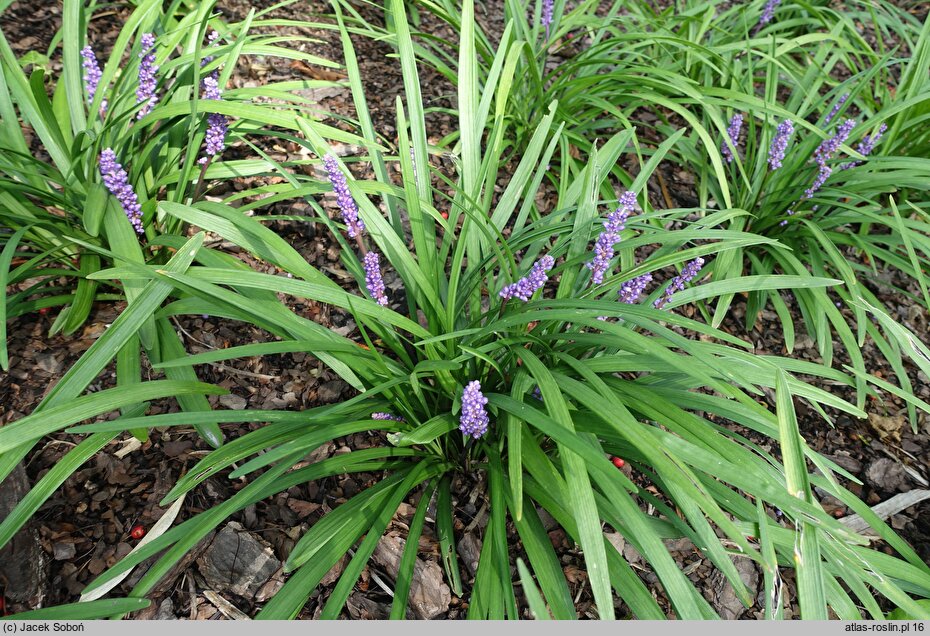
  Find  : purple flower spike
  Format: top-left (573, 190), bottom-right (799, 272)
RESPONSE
top-left (824, 93), bottom-right (849, 126)
top-left (372, 412), bottom-right (405, 422)
top-left (80, 45), bottom-right (105, 113)
top-left (768, 119), bottom-right (794, 170)
top-left (460, 380), bottom-right (489, 439)
top-left (842, 123), bottom-right (887, 170)
top-left (135, 33), bottom-right (159, 119)
top-left (99, 149), bottom-right (144, 234)
top-left (199, 76), bottom-right (228, 164)
top-left (585, 191), bottom-right (637, 284)
top-left (541, 0), bottom-right (554, 39)
top-left (323, 154), bottom-right (366, 238)
top-left (201, 31), bottom-right (221, 85)
top-left (500, 254), bottom-right (555, 302)
top-left (757, 0), bottom-right (781, 27)
top-left (721, 114), bottom-right (743, 163)
top-left (618, 273), bottom-right (653, 304)
top-left (654, 257), bottom-right (705, 309)
top-left (363, 251), bottom-right (388, 306)
top-left (804, 118), bottom-right (855, 199)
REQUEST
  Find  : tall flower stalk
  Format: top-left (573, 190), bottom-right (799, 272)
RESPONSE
top-left (460, 381), bottom-right (489, 439)
top-left (585, 191), bottom-right (637, 284)
top-left (654, 258), bottom-right (705, 308)
top-left (500, 255), bottom-right (555, 301)
top-left (135, 33), bottom-right (159, 119)
top-left (99, 149), bottom-right (144, 234)
top-left (721, 113), bottom-right (743, 163)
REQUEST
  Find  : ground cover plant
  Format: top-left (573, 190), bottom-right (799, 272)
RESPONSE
top-left (1, 0), bottom-right (930, 622)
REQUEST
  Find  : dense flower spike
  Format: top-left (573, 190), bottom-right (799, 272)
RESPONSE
top-left (585, 191), bottom-right (637, 284)
top-left (135, 33), bottom-right (158, 119)
top-left (721, 113), bottom-right (743, 163)
top-left (654, 257), bottom-right (704, 308)
top-left (371, 412), bottom-right (405, 422)
top-left (459, 381), bottom-right (489, 439)
top-left (824, 93), bottom-right (849, 126)
top-left (80, 45), bottom-right (104, 111)
top-left (842, 123), bottom-right (887, 170)
top-left (804, 118), bottom-right (855, 199)
top-left (99, 149), bottom-right (144, 234)
top-left (618, 273), bottom-right (653, 304)
top-left (201, 30), bottom-right (221, 84)
top-left (541, 0), bottom-right (554, 38)
top-left (323, 154), bottom-right (366, 238)
top-left (363, 251), bottom-right (388, 306)
top-left (500, 254), bottom-right (555, 301)
top-left (199, 76), bottom-right (228, 164)
top-left (757, 0), bottom-right (781, 27)
top-left (768, 119), bottom-right (794, 170)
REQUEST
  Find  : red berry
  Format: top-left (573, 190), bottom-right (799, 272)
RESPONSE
top-left (38, 307), bottom-right (49, 315)
top-left (130, 525), bottom-right (145, 540)
top-left (611, 456), bottom-right (625, 468)
top-left (440, 212), bottom-right (449, 220)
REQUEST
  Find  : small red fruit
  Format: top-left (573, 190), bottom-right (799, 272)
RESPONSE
top-left (611, 456), bottom-right (625, 469)
top-left (440, 211), bottom-right (449, 220)
top-left (38, 307), bottom-right (50, 316)
top-left (130, 525), bottom-right (145, 540)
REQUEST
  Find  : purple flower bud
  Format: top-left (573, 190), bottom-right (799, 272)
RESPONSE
top-left (585, 191), bottom-right (637, 284)
top-left (841, 122), bottom-right (886, 170)
top-left (323, 154), bottom-right (365, 238)
top-left (532, 386), bottom-right (543, 401)
top-left (757, 0), bottom-right (781, 27)
top-left (460, 380), bottom-right (489, 439)
top-left (99, 148), bottom-right (144, 234)
top-left (136, 33), bottom-right (159, 119)
top-left (654, 257), bottom-right (705, 308)
top-left (541, 0), bottom-right (554, 38)
top-left (500, 254), bottom-right (555, 302)
top-left (198, 76), bottom-right (228, 164)
top-left (721, 114), bottom-right (743, 163)
top-left (80, 45), bottom-right (104, 112)
top-left (768, 119), bottom-right (794, 170)
top-left (372, 412), bottom-right (405, 422)
top-left (363, 251), bottom-right (388, 306)
top-left (823, 93), bottom-right (848, 126)
top-left (618, 273), bottom-right (652, 304)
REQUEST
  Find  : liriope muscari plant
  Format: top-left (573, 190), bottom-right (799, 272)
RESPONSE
top-left (0, 0), bottom-right (369, 578)
top-left (61, 1), bottom-right (930, 619)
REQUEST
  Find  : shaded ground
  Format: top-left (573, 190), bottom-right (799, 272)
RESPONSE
top-left (1, 0), bottom-right (929, 621)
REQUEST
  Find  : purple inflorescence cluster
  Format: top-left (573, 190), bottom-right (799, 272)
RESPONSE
top-left (371, 412), bottom-right (405, 422)
top-left (721, 113), bottom-right (743, 163)
top-left (541, 0), bottom-right (554, 38)
top-left (824, 93), bottom-right (849, 126)
top-left (842, 123), bottom-right (887, 170)
top-left (459, 380), bottom-right (489, 439)
top-left (768, 119), bottom-right (794, 170)
top-left (323, 154), bottom-right (366, 238)
top-left (618, 273), bottom-right (653, 304)
top-left (757, 0), bottom-right (782, 27)
top-left (585, 191), bottom-right (637, 284)
top-left (500, 255), bottom-right (555, 302)
top-left (99, 149), bottom-right (144, 234)
top-left (136, 33), bottom-right (159, 119)
top-left (80, 45), bottom-right (105, 113)
top-left (199, 76), bottom-right (228, 164)
top-left (654, 257), bottom-right (705, 308)
top-left (363, 251), bottom-right (388, 306)
top-left (804, 118), bottom-right (855, 200)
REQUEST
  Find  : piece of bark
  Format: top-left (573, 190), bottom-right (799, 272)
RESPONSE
top-left (0, 463), bottom-right (48, 605)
